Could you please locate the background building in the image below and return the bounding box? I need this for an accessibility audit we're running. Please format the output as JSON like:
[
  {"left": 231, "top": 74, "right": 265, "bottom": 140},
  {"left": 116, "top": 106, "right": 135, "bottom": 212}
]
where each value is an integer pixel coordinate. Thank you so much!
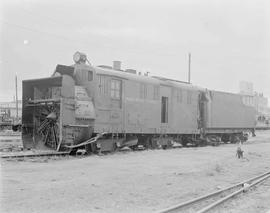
[
  {"left": 0, "top": 100, "right": 22, "bottom": 125},
  {"left": 239, "top": 81, "right": 254, "bottom": 96},
  {"left": 239, "top": 81, "right": 270, "bottom": 128}
]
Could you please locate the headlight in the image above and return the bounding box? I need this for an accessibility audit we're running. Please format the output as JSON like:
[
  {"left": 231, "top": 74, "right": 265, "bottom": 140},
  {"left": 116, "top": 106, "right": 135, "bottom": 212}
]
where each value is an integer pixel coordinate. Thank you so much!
[
  {"left": 73, "top": 51, "right": 87, "bottom": 64},
  {"left": 73, "top": 52, "right": 81, "bottom": 63}
]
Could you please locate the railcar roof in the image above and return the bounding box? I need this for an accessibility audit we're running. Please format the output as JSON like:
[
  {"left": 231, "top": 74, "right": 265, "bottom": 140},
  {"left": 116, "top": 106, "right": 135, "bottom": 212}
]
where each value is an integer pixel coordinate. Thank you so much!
[
  {"left": 209, "top": 89, "right": 243, "bottom": 97},
  {"left": 93, "top": 65, "right": 202, "bottom": 92}
]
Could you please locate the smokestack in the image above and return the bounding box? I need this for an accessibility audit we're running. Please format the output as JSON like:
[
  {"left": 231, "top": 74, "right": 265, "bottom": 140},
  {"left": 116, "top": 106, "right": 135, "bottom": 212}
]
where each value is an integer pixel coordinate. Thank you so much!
[{"left": 113, "top": 61, "right": 121, "bottom": 70}]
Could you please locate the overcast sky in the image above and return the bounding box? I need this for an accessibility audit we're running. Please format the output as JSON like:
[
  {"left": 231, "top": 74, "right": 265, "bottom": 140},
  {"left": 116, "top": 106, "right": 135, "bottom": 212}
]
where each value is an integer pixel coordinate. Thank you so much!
[{"left": 0, "top": 0, "right": 269, "bottom": 102}]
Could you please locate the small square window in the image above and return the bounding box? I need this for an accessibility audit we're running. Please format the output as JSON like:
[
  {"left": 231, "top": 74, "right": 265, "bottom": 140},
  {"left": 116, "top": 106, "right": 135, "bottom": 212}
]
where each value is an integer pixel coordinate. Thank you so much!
[
  {"left": 110, "top": 79, "right": 121, "bottom": 99},
  {"left": 88, "top": 71, "right": 93, "bottom": 81},
  {"left": 177, "top": 89, "right": 182, "bottom": 103},
  {"left": 98, "top": 75, "right": 107, "bottom": 95},
  {"left": 140, "top": 84, "right": 147, "bottom": 99},
  {"left": 153, "top": 86, "right": 160, "bottom": 100}
]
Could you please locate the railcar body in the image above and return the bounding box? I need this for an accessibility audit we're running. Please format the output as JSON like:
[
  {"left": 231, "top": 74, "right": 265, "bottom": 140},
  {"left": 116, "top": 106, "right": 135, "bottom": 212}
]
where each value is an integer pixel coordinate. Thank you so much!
[
  {"left": 199, "top": 90, "right": 256, "bottom": 143},
  {"left": 93, "top": 66, "right": 200, "bottom": 135},
  {"left": 21, "top": 52, "right": 256, "bottom": 152},
  {"left": 203, "top": 90, "right": 256, "bottom": 131}
]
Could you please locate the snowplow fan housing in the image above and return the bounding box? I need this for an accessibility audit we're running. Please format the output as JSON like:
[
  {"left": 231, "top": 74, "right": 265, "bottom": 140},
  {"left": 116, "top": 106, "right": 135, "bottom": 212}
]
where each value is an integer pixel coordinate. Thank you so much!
[{"left": 22, "top": 67, "right": 94, "bottom": 151}]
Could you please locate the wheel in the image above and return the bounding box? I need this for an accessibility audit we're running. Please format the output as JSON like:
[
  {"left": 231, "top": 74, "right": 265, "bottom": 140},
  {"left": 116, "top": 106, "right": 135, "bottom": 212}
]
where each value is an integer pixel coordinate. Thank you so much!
[
  {"left": 230, "top": 135, "right": 240, "bottom": 143},
  {"left": 221, "top": 134, "right": 230, "bottom": 143},
  {"left": 181, "top": 136, "right": 188, "bottom": 147},
  {"left": 162, "top": 145, "right": 167, "bottom": 150},
  {"left": 69, "top": 148, "right": 78, "bottom": 155},
  {"left": 130, "top": 145, "right": 138, "bottom": 151}
]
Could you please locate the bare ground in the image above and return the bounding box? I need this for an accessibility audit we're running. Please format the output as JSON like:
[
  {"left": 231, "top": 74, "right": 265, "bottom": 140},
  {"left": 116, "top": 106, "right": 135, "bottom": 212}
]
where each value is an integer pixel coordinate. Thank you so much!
[{"left": 1, "top": 130, "right": 270, "bottom": 213}]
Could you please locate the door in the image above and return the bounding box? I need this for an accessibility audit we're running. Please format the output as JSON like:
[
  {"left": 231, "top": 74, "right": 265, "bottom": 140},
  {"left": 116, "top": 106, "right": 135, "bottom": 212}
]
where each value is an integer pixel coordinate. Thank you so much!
[
  {"left": 109, "top": 78, "right": 124, "bottom": 132},
  {"left": 161, "top": 96, "right": 168, "bottom": 123},
  {"left": 160, "top": 86, "right": 172, "bottom": 129}
]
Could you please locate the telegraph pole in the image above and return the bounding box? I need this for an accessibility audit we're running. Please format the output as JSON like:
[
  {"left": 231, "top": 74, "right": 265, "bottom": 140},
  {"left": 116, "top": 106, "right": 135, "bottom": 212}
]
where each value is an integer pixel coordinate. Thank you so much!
[
  {"left": 188, "top": 52, "right": 191, "bottom": 84},
  {"left": 15, "top": 74, "right": 18, "bottom": 119}
]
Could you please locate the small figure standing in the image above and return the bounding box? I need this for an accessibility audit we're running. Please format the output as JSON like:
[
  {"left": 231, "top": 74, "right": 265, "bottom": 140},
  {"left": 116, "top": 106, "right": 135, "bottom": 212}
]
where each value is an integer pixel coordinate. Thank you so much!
[
  {"left": 251, "top": 128, "right": 256, "bottom": 137},
  {"left": 236, "top": 141, "right": 244, "bottom": 159}
]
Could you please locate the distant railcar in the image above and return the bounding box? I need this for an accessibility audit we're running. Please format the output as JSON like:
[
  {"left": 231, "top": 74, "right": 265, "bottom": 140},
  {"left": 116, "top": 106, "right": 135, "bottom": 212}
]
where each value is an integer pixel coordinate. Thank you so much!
[
  {"left": 22, "top": 52, "right": 256, "bottom": 152},
  {"left": 200, "top": 90, "right": 256, "bottom": 143}
]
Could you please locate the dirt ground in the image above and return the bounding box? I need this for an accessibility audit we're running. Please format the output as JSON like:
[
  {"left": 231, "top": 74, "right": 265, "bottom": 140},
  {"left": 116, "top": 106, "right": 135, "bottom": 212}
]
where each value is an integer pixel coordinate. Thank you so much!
[{"left": 1, "top": 130, "right": 270, "bottom": 213}]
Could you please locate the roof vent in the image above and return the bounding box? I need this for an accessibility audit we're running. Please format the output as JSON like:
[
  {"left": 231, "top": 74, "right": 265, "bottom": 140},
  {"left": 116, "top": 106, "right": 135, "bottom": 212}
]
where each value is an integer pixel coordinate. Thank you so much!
[
  {"left": 125, "top": 69, "right": 137, "bottom": 74},
  {"left": 97, "top": 65, "right": 112, "bottom": 69},
  {"left": 113, "top": 61, "right": 121, "bottom": 70}
]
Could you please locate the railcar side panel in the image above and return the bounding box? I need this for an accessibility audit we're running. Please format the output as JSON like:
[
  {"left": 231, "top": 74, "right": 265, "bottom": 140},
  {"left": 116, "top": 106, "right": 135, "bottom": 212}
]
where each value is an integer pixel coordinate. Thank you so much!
[
  {"left": 94, "top": 74, "right": 124, "bottom": 133},
  {"left": 124, "top": 81, "right": 160, "bottom": 133},
  {"left": 93, "top": 68, "right": 201, "bottom": 135},
  {"left": 171, "top": 88, "right": 200, "bottom": 134},
  {"left": 205, "top": 90, "right": 256, "bottom": 129}
]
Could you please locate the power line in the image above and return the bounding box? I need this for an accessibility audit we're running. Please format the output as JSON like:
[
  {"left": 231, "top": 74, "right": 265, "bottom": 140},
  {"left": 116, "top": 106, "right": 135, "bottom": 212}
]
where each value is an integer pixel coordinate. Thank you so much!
[
  {"left": 0, "top": 19, "right": 190, "bottom": 59},
  {"left": 18, "top": 7, "right": 73, "bottom": 29},
  {"left": 0, "top": 19, "right": 81, "bottom": 43},
  {"left": 0, "top": 18, "right": 130, "bottom": 54}
]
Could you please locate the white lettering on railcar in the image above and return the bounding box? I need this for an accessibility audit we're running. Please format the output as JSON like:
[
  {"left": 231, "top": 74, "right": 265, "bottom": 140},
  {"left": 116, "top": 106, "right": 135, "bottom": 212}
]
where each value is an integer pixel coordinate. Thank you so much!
[{"left": 125, "top": 97, "right": 157, "bottom": 104}]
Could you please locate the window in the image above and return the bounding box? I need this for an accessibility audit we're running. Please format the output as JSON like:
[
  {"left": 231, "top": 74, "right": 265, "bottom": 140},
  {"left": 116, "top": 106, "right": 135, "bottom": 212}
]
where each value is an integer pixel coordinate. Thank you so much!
[
  {"left": 161, "top": 96, "right": 168, "bottom": 123},
  {"left": 88, "top": 71, "right": 93, "bottom": 81},
  {"left": 153, "top": 86, "right": 160, "bottom": 100},
  {"left": 187, "top": 91, "right": 192, "bottom": 104},
  {"left": 140, "top": 83, "right": 147, "bottom": 99},
  {"left": 110, "top": 79, "right": 121, "bottom": 99},
  {"left": 98, "top": 75, "right": 107, "bottom": 95},
  {"left": 177, "top": 89, "right": 182, "bottom": 103},
  {"left": 242, "top": 96, "right": 254, "bottom": 107}
]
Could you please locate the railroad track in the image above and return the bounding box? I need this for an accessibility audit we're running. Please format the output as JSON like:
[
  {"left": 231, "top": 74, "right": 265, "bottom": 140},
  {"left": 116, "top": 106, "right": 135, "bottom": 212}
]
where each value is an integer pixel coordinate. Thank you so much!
[
  {"left": 1, "top": 151, "right": 70, "bottom": 159},
  {"left": 158, "top": 171, "right": 270, "bottom": 213}
]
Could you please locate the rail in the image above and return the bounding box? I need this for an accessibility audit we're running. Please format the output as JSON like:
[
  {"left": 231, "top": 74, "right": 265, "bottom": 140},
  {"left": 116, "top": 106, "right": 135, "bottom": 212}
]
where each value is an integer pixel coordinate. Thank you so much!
[
  {"left": 158, "top": 171, "right": 270, "bottom": 213},
  {"left": 1, "top": 151, "right": 70, "bottom": 159}
]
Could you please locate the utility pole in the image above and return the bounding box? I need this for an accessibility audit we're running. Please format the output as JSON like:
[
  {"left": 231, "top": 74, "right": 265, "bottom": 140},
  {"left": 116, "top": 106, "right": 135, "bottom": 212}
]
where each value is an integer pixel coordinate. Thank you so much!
[
  {"left": 15, "top": 74, "right": 18, "bottom": 120},
  {"left": 188, "top": 53, "right": 191, "bottom": 84}
]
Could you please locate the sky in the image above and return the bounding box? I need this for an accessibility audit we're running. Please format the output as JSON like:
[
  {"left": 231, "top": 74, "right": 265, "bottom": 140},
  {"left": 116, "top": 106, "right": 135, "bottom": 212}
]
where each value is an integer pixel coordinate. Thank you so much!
[{"left": 0, "top": 0, "right": 270, "bottom": 102}]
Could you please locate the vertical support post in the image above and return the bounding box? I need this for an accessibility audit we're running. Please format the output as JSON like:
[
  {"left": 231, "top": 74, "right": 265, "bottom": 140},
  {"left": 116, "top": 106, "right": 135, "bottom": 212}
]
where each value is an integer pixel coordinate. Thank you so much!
[
  {"left": 57, "top": 98, "right": 63, "bottom": 151},
  {"left": 188, "top": 53, "right": 191, "bottom": 84},
  {"left": 15, "top": 74, "right": 18, "bottom": 119}
]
